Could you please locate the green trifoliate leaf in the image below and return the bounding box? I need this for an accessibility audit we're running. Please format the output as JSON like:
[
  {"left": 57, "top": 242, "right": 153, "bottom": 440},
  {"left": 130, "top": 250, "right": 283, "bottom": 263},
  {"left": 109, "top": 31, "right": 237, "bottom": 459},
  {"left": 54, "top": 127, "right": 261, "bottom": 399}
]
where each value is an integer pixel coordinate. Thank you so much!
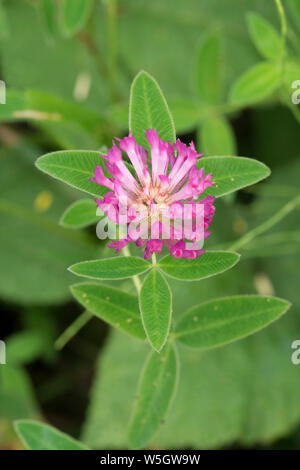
[
  {"left": 195, "top": 31, "right": 222, "bottom": 104},
  {"left": 69, "top": 256, "right": 151, "bottom": 280},
  {"left": 175, "top": 295, "right": 291, "bottom": 350},
  {"left": 71, "top": 282, "right": 145, "bottom": 340},
  {"left": 128, "top": 342, "right": 179, "bottom": 449},
  {"left": 129, "top": 71, "right": 176, "bottom": 150},
  {"left": 200, "top": 116, "right": 236, "bottom": 156},
  {"left": 14, "top": 420, "right": 89, "bottom": 450},
  {"left": 198, "top": 156, "right": 270, "bottom": 198},
  {"left": 247, "top": 12, "right": 283, "bottom": 60},
  {"left": 230, "top": 62, "right": 281, "bottom": 105},
  {"left": 36, "top": 150, "right": 106, "bottom": 197},
  {"left": 139, "top": 269, "right": 172, "bottom": 352},
  {"left": 159, "top": 251, "right": 239, "bottom": 281},
  {"left": 60, "top": 199, "right": 101, "bottom": 229},
  {"left": 60, "top": 0, "right": 92, "bottom": 37}
]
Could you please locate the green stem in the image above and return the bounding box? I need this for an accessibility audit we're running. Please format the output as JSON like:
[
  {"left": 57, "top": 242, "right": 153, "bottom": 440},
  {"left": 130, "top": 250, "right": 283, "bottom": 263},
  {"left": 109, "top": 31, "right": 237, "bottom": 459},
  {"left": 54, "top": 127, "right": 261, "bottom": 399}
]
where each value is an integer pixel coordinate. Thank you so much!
[
  {"left": 55, "top": 310, "right": 93, "bottom": 350},
  {"left": 275, "top": 0, "right": 287, "bottom": 39},
  {"left": 198, "top": 102, "right": 242, "bottom": 122},
  {"left": 275, "top": 0, "right": 287, "bottom": 72},
  {"left": 229, "top": 194, "right": 300, "bottom": 252},
  {"left": 77, "top": 30, "right": 109, "bottom": 81},
  {"left": 123, "top": 245, "right": 142, "bottom": 293}
]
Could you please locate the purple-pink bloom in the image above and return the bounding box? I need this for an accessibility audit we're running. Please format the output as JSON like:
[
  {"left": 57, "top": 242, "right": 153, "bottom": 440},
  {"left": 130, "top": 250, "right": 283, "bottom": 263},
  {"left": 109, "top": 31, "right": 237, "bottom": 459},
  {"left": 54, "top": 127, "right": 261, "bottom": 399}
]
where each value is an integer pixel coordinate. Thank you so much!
[{"left": 91, "top": 129, "right": 216, "bottom": 260}]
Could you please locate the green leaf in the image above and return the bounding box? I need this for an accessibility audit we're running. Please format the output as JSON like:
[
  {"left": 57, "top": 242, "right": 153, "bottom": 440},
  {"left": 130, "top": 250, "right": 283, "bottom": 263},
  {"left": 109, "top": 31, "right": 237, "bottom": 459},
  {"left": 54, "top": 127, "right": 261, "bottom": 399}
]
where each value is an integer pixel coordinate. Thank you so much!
[
  {"left": 60, "top": 199, "right": 101, "bottom": 229},
  {"left": 175, "top": 295, "right": 291, "bottom": 350},
  {"left": 14, "top": 420, "right": 89, "bottom": 450},
  {"left": 69, "top": 256, "right": 151, "bottom": 280},
  {"left": 247, "top": 12, "right": 282, "bottom": 60},
  {"left": 139, "top": 269, "right": 172, "bottom": 352},
  {"left": 61, "top": 0, "right": 92, "bottom": 37},
  {"left": 129, "top": 71, "right": 176, "bottom": 150},
  {"left": 6, "top": 331, "right": 47, "bottom": 366},
  {"left": 40, "top": 0, "right": 57, "bottom": 41},
  {"left": 284, "top": 59, "right": 300, "bottom": 89},
  {"left": 128, "top": 342, "right": 178, "bottom": 449},
  {"left": 169, "top": 98, "right": 204, "bottom": 133},
  {"left": 195, "top": 31, "right": 222, "bottom": 104},
  {"left": 40, "top": 121, "right": 100, "bottom": 150},
  {"left": 0, "top": 366, "right": 39, "bottom": 420},
  {"left": 36, "top": 150, "right": 106, "bottom": 197},
  {"left": 0, "top": 147, "right": 102, "bottom": 305},
  {"left": 200, "top": 116, "right": 236, "bottom": 156},
  {"left": 0, "top": 90, "right": 27, "bottom": 121},
  {"left": 198, "top": 156, "right": 270, "bottom": 198},
  {"left": 0, "top": 0, "right": 277, "bottom": 111},
  {"left": 0, "top": 1, "right": 107, "bottom": 108},
  {"left": 115, "top": 95, "right": 203, "bottom": 137},
  {"left": 26, "top": 89, "right": 102, "bottom": 132},
  {"left": 230, "top": 62, "right": 281, "bottom": 105},
  {"left": 71, "top": 282, "right": 145, "bottom": 340},
  {"left": 82, "top": 237, "right": 300, "bottom": 450},
  {"left": 85, "top": 312, "right": 300, "bottom": 449},
  {"left": 0, "top": 89, "right": 104, "bottom": 141},
  {"left": 159, "top": 251, "right": 240, "bottom": 281}
]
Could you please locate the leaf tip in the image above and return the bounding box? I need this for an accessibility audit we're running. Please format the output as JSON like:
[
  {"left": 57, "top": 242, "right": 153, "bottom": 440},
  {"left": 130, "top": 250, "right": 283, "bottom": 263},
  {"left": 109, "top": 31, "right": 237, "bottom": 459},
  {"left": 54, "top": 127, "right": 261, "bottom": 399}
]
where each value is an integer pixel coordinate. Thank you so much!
[
  {"left": 260, "top": 159, "right": 271, "bottom": 177},
  {"left": 59, "top": 211, "right": 68, "bottom": 228},
  {"left": 13, "top": 419, "right": 23, "bottom": 432},
  {"left": 67, "top": 264, "right": 76, "bottom": 275},
  {"left": 279, "top": 298, "right": 293, "bottom": 312},
  {"left": 150, "top": 342, "right": 165, "bottom": 354},
  {"left": 231, "top": 251, "right": 241, "bottom": 263},
  {"left": 130, "top": 70, "right": 149, "bottom": 91},
  {"left": 13, "top": 419, "right": 32, "bottom": 448},
  {"left": 34, "top": 155, "right": 44, "bottom": 171}
]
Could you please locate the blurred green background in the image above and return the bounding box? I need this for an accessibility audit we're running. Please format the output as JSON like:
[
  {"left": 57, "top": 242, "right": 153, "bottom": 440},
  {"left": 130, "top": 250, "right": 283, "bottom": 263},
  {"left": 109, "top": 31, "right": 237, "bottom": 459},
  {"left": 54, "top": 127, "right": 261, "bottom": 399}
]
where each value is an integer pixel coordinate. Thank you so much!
[{"left": 0, "top": 0, "right": 300, "bottom": 450}]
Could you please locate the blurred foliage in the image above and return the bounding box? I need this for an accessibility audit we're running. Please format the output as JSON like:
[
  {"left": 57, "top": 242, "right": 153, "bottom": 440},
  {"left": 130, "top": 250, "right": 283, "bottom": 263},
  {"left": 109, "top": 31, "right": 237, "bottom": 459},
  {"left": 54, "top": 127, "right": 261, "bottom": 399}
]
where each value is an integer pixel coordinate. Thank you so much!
[{"left": 0, "top": 0, "right": 299, "bottom": 450}]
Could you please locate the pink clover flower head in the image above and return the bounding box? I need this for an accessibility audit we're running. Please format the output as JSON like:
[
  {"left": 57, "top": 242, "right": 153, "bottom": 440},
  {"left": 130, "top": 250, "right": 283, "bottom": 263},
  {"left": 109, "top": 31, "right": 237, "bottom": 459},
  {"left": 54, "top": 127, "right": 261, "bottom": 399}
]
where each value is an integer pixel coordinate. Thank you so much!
[{"left": 91, "top": 129, "right": 216, "bottom": 259}]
